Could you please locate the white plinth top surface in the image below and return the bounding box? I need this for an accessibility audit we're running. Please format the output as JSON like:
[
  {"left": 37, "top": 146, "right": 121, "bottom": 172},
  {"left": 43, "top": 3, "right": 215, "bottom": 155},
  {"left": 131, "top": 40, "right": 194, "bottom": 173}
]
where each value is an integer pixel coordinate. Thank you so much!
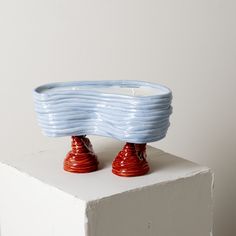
[{"left": 0, "top": 136, "right": 210, "bottom": 202}]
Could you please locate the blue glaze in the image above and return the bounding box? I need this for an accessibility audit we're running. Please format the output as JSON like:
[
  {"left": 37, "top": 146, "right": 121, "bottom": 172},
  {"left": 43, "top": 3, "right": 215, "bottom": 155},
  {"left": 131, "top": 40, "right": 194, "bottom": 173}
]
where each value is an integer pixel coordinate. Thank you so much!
[{"left": 33, "top": 80, "right": 172, "bottom": 143}]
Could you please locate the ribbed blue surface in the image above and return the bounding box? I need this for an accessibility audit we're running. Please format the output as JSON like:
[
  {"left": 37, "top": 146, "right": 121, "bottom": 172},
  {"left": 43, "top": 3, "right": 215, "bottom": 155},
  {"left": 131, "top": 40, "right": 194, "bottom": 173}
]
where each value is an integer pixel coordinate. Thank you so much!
[{"left": 33, "top": 80, "right": 172, "bottom": 143}]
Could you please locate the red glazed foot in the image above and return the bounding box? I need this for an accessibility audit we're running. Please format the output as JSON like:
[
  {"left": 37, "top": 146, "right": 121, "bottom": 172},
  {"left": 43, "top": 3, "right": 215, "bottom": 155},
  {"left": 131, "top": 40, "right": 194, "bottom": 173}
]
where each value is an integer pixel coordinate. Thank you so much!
[
  {"left": 64, "top": 136, "right": 99, "bottom": 173},
  {"left": 112, "top": 143, "right": 149, "bottom": 177}
]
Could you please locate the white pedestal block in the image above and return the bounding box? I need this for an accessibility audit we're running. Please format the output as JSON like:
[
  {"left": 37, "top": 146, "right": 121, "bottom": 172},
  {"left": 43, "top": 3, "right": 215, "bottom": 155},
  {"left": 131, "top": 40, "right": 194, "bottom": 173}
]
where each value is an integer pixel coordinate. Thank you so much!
[{"left": 0, "top": 137, "right": 213, "bottom": 236}]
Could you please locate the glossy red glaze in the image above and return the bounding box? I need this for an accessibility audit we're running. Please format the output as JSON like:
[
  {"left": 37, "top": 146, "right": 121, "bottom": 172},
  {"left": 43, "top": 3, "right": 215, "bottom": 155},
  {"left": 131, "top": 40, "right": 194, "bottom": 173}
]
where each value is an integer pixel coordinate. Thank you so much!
[
  {"left": 112, "top": 143, "right": 149, "bottom": 177},
  {"left": 64, "top": 136, "right": 98, "bottom": 173}
]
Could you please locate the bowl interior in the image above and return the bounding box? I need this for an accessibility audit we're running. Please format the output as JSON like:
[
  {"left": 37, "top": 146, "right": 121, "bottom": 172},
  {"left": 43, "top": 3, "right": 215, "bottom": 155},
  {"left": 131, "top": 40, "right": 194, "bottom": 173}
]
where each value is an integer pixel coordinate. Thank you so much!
[{"left": 37, "top": 82, "right": 170, "bottom": 97}]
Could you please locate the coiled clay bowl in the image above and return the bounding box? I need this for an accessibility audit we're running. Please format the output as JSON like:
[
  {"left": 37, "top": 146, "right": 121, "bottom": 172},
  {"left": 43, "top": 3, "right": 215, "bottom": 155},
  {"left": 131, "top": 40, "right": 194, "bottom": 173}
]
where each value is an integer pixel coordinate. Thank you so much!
[{"left": 34, "top": 80, "right": 172, "bottom": 177}]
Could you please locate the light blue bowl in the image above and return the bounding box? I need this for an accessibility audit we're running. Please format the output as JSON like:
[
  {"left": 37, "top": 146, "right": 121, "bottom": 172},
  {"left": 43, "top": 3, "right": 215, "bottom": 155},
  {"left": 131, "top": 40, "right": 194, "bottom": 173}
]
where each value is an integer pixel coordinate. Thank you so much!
[{"left": 33, "top": 80, "right": 172, "bottom": 143}]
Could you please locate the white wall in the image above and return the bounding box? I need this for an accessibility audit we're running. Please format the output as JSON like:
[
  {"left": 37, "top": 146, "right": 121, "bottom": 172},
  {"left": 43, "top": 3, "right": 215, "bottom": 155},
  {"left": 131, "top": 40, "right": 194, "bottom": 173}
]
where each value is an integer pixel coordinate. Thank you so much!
[{"left": 0, "top": 0, "right": 235, "bottom": 235}]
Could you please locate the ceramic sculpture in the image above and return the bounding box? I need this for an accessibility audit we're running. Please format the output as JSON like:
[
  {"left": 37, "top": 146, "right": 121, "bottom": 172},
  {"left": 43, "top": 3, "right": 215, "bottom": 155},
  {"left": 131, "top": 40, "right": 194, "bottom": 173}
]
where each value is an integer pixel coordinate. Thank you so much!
[{"left": 34, "top": 80, "right": 172, "bottom": 177}]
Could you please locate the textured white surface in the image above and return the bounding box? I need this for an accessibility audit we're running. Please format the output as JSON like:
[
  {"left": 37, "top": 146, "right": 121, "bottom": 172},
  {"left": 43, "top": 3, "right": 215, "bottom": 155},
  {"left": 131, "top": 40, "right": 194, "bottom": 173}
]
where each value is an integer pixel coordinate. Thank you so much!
[
  {"left": 0, "top": 137, "right": 213, "bottom": 236},
  {"left": 0, "top": 165, "right": 86, "bottom": 236}
]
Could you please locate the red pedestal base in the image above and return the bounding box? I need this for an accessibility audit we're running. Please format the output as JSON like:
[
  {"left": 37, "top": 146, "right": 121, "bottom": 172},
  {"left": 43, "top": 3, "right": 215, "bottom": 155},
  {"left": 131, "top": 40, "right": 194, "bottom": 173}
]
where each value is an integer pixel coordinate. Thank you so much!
[
  {"left": 64, "top": 136, "right": 99, "bottom": 173},
  {"left": 112, "top": 143, "right": 149, "bottom": 177}
]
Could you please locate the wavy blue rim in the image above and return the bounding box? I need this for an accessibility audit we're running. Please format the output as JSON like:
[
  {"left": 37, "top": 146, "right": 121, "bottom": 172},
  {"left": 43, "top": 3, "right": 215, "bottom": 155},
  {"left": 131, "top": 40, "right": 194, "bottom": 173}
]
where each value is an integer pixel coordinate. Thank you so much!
[{"left": 34, "top": 80, "right": 172, "bottom": 99}]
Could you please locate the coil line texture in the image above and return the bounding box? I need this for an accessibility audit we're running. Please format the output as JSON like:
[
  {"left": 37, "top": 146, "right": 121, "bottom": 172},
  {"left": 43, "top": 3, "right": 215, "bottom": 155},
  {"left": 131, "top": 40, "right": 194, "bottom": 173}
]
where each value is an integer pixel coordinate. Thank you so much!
[{"left": 34, "top": 80, "right": 172, "bottom": 143}]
